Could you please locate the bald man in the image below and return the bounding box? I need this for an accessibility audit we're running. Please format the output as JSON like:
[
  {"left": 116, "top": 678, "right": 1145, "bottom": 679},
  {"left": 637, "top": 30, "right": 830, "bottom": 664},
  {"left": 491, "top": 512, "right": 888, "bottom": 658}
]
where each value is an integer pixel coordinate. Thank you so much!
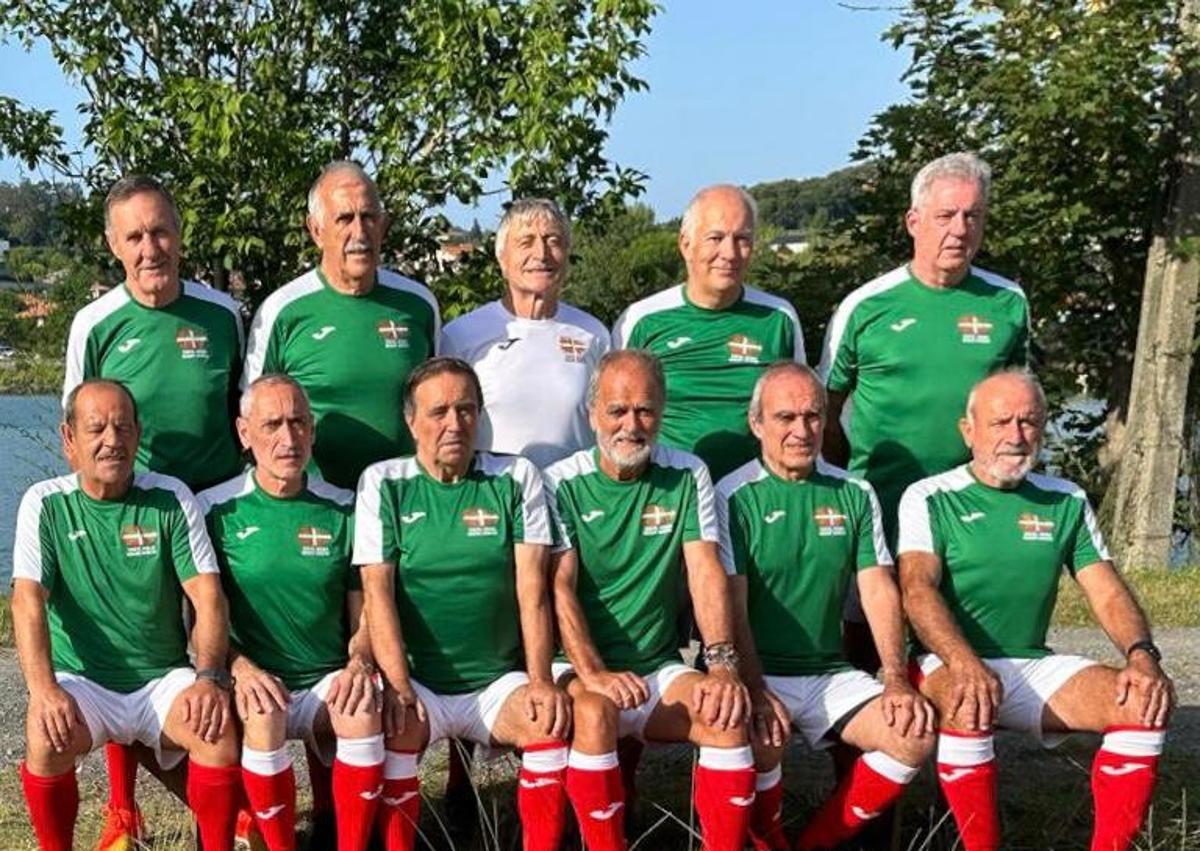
[{"left": 899, "top": 370, "right": 1173, "bottom": 851}]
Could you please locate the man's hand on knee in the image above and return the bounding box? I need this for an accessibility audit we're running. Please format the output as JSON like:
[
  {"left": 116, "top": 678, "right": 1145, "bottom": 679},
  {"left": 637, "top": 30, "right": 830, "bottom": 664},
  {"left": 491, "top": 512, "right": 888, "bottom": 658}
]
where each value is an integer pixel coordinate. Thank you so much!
[
  {"left": 692, "top": 667, "right": 749, "bottom": 730},
  {"left": 881, "top": 677, "right": 936, "bottom": 738},
  {"left": 232, "top": 659, "right": 290, "bottom": 721},
  {"left": 382, "top": 681, "right": 425, "bottom": 738},
  {"left": 749, "top": 686, "right": 789, "bottom": 748},
  {"left": 945, "top": 658, "right": 1003, "bottom": 732},
  {"left": 29, "top": 684, "right": 84, "bottom": 754},
  {"left": 326, "top": 658, "right": 380, "bottom": 719},
  {"left": 523, "top": 680, "right": 572, "bottom": 739},
  {"left": 580, "top": 670, "right": 649, "bottom": 711},
  {"left": 181, "top": 679, "right": 231, "bottom": 744},
  {"left": 1116, "top": 656, "right": 1174, "bottom": 728}
]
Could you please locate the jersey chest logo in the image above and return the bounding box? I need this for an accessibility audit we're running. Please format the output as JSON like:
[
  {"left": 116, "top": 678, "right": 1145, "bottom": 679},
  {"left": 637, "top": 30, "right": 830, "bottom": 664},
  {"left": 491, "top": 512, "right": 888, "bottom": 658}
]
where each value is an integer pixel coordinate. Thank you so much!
[
  {"left": 726, "top": 334, "right": 763, "bottom": 364},
  {"left": 1017, "top": 513, "right": 1055, "bottom": 542},
  {"left": 297, "top": 525, "right": 334, "bottom": 556},
  {"left": 376, "top": 319, "right": 410, "bottom": 349},
  {"left": 557, "top": 336, "right": 587, "bottom": 363},
  {"left": 956, "top": 314, "right": 993, "bottom": 345},
  {"left": 813, "top": 507, "right": 847, "bottom": 537},
  {"left": 641, "top": 504, "right": 676, "bottom": 536},
  {"left": 120, "top": 524, "right": 160, "bottom": 557},
  {"left": 175, "top": 327, "right": 210, "bottom": 359},
  {"left": 462, "top": 507, "right": 501, "bottom": 537}
]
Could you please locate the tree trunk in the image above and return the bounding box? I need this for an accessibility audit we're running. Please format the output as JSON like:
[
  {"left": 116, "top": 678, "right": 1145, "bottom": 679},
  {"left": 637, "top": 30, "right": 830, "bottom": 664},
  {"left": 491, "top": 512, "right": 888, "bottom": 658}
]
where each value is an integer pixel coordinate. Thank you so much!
[{"left": 1108, "top": 0, "right": 1200, "bottom": 568}]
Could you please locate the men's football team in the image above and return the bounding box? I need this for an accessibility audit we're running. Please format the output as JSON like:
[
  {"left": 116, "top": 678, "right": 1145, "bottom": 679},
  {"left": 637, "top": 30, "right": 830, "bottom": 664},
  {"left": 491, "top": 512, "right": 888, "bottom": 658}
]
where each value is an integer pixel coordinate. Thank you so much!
[{"left": 12, "top": 152, "right": 1174, "bottom": 851}]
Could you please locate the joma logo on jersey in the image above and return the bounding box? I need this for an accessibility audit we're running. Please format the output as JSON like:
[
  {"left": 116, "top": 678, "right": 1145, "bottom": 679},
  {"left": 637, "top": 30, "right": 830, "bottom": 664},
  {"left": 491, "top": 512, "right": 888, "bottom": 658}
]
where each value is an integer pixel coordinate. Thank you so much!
[
  {"left": 120, "top": 524, "right": 159, "bottom": 557},
  {"left": 1018, "top": 513, "right": 1055, "bottom": 542},
  {"left": 814, "top": 507, "right": 848, "bottom": 537},
  {"left": 462, "top": 507, "right": 501, "bottom": 537},
  {"left": 641, "top": 504, "right": 676, "bottom": 536},
  {"left": 174, "top": 327, "right": 210, "bottom": 359},
  {"left": 726, "top": 334, "right": 763, "bottom": 364},
  {"left": 956, "top": 315, "right": 993, "bottom": 344},
  {"left": 297, "top": 525, "right": 333, "bottom": 556},
  {"left": 376, "top": 319, "right": 410, "bottom": 349},
  {"left": 557, "top": 336, "right": 587, "bottom": 363}
]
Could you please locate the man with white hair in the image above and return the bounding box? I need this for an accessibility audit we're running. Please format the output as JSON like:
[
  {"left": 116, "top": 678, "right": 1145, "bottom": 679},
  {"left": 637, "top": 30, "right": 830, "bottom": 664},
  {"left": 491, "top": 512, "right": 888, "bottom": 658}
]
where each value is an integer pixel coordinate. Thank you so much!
[
  {"left": 612, "top": 184, "right": 805, "bottom": 483},
  {"left": 819, "top": 151, "right": 1029, "bottom": 549},
  {"left": 899, "top": 369, "right": 1173, "bottom": 851},
  {"left": 243, "top": 160, "right": 440, "bottom": 490},
  {"left": 718, "top": 362, "right": 933, "bottom": 851},
  {"left": 441, "top": 198, "right": 609, "bottom": 468},
  {"left": 198, "top": 374, "right": 381, "bottom": 851}
]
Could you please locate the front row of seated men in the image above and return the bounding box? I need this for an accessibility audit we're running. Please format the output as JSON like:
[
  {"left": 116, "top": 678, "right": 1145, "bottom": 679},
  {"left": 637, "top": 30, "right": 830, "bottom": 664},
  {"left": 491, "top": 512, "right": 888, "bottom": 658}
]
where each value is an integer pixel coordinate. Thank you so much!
[{"left": 14, "top": 353, "right": 1173, "bottom": 851}]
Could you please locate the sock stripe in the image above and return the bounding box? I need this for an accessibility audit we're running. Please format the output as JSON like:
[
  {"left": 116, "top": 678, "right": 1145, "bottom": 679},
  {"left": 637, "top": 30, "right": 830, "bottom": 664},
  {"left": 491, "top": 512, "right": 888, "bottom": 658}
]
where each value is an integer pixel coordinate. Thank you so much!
[
  {"left": 568, "top": 749, "right": 620, "bottom": 771},
  {"left": 1101, "top": 728, "right": 1165, "bottom": 758},
  {"left": 336, "top": 734, "right": 385, "bottom": 767},
  {"left": 523, "top": 745, "right": 568, "bottom": 773},
  {"left": 862, "top": 750, "right": 920, "bottom": 785},
  {"left": 698, "top": 744, "right": 754, "bottom": 771},
  {"left": 384, "top": 750, "right": 420, "bottom": 780},
  {"left": 937, "top": 731, "right": 994, "bottom": 766},
  {"left": 755, "top": 765, "right": 783, "bottom": 790}
]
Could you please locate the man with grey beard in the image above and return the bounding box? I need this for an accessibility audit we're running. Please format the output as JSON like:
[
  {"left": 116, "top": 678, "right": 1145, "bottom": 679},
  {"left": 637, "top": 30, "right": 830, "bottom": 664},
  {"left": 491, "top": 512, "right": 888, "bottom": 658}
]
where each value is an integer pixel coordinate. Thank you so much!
[
  {"left": 542, "top": 349, "right": 756, "bottom": 851},
  {"left": 897, "top": 369, "right": 1173, "bottom": 851}
]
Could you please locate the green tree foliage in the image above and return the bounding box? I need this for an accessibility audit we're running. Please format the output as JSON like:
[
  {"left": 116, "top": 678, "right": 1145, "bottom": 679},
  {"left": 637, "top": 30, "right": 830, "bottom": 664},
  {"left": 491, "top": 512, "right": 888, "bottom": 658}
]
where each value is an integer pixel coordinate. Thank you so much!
[
  {"left": 0, "top": 180, "right": 77, "bottom": 246},
  {"left": 748, "top": 163, "right": 874, "bottom": 232},
  {"left": 0, "top": 0, "right": 655, "bottom": 307}
]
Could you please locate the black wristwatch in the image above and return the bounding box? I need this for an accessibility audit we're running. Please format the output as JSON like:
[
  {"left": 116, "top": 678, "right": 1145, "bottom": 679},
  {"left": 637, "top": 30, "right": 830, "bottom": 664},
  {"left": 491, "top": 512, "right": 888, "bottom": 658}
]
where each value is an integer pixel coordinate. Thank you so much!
[
  {"left": 196, "top": 667, "right": 234, "bottom": 690},
  {"left": 1126, "top": 639, "right": 1162, "bottom": 664}
]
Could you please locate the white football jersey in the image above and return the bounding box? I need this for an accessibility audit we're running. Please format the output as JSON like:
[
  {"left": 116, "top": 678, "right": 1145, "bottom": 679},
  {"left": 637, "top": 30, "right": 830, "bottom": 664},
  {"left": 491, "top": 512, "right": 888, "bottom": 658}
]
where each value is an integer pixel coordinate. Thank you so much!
[{"left": 441, "top": 300, "right": 610, "bottom": 468}]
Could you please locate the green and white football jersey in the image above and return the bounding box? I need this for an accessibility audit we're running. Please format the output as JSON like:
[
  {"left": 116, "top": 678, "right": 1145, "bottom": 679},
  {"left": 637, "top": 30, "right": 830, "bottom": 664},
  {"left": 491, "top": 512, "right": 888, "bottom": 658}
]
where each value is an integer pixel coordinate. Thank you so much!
[
  {"left": 63, "top": 281, "right": 245, "bottom": 491},
  {"left": 199, "top": 470, "right": 356, "bottom": 691},
  {"left": 13, "top": 472, "right": 218, "bottom": 693},
  {"left": 353, "top": 453, "right": 552, "bottom": 694},
  {"left": 612, "top": 284, "right": 805, "bottom": 482},
  {"left": 717, "top": 458, "right": 892, "bottom": 676},
  {"left": 897, "top": 465, "right": 1108, "bottom": 659},
  {"left": 244, "top": 268, "right": 440, "bottom": 489},
  {"left": 819, "top": 265, "right": 1029, "bottom": 542},
  {"left": 544, "top": 445, "right": 720, "bottom": 675}
]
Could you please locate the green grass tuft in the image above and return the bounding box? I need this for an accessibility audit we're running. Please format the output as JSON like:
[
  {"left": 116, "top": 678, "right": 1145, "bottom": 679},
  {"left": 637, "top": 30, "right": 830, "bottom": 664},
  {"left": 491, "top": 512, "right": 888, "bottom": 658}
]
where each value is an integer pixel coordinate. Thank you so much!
[{"left": 1053, "top": 566, "right": 1200, "bottom": 627}]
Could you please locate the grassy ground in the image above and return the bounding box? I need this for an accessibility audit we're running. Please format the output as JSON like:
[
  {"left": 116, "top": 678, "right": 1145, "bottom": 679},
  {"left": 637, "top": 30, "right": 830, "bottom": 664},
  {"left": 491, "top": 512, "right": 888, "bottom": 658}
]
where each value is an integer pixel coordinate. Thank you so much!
[{"left": 1053, "top": 567, "right": 1200, "bottom": 627}]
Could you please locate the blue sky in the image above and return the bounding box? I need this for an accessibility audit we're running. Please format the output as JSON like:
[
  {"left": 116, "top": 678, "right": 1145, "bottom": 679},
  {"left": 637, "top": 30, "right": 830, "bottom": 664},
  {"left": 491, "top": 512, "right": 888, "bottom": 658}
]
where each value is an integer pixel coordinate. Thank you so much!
[{"left": 0, "top": 2, "right": 911, "bottom": 226}]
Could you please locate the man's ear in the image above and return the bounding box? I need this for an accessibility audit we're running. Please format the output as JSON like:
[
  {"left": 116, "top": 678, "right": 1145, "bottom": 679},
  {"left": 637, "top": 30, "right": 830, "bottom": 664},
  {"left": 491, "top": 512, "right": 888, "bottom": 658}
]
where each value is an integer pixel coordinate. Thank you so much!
[{"left": 958, "top": 416, "right": 973, "bottom": 450}]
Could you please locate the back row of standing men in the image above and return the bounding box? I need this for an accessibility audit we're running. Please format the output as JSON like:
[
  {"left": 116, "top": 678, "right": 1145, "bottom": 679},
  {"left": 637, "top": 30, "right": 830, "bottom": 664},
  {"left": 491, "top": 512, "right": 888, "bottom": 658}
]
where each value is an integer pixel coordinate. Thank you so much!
[{"left": 13, "top": 153, "right": 1172, "bottom": 851}]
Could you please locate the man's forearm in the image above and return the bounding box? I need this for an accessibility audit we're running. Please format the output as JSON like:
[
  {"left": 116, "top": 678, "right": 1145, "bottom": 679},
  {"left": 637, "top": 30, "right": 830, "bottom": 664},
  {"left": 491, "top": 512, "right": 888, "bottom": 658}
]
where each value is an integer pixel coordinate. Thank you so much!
[
  {"left": 688, "top": 556, "right": 736, "bottom": 647},
  {"left": 730, "top": 589, "right": 767, "bottom": 691},
  {"left": 860, "top": 573, "right": 909, "bottom": 678},
  {"left": 191, "top": 594, "right": 229, "bottom": 672},
  {"left": 556, "top": 592, "right": 608, "bottom": 676},
  {"left": 515, "top": 545, "right": 555, "bottom": 682},
  {"left": 903, "top": 582, "right": 977, "bottom": 666},
  {"left": 346, "top": 593, "right": 374, "bottom": 663},
  {"left": 365, "top": 592, "right": 411, "bottom": 687},
  {"left": 12, "top": 586, "right": 57, "bottom": 692}
]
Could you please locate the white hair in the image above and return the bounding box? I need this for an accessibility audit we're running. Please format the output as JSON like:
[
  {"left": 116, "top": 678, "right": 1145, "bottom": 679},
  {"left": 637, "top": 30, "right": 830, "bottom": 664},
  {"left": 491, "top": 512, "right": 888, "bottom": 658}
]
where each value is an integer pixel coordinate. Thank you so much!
[
  {"left": 307, "top": 160, "right": 382, "bottom": 221},
  {"left": 748, "top": 361, "right": 826, "bottom": 421},
  {"left": 679, "top": 184, "right": 758, "bottom": 240},
  {"left": 239, "top": 374, "right": 310, "bottom": 418},
  {"left": 910, "top": 152, "right": 992, "bottom": 210},
  {"left": 494, "top": 198, "right": 572, "bottom": 261},
  {"left": 965, "top": 368, "right": 1047, "bottom": 421}
]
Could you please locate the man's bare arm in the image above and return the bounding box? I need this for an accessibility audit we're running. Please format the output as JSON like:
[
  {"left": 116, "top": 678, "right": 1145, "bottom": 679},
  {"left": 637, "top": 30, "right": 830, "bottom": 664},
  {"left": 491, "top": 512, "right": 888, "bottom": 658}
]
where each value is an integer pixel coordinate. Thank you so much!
[
  {"left": 860, "top": 564, "right": 934, "bottom": 735},
  {"left": 514, "top": 542, "right": 555, "bottom": 684},
  {"left": 181, "top": 573, "right": 229, "bottom": 672},
  {"left": 730, "top": 575, "right": 790, "bottom": 746},
  {"left": 346, "top": 589, "right": 372, "bottom": 663},
  {"left": 899, "top": 551, "right": 1000, "bottom": 731},
  {"left": 683, "top": 540, "right": 736, "bottom": 646},
  {"left": 360, "top": 562, "right": 423, "bottom": 734},
  {"left": 12, "top": 578, "right": 82, "bottom": 753},
  {"left": 1075, "top": 561, "right": 1173, "bottom": 726},
  {"left": 822, "top": 390, "right": 850, "bottom": 467},
  {"left": 551, "top": 548, "right": 608, "bottom": 677}
]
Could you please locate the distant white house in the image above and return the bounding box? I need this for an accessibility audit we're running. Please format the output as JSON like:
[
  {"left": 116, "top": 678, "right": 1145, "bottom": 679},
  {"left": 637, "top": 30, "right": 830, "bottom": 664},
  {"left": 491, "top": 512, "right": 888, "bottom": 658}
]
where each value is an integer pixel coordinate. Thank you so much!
[{"left": 0, "top": 239, "right": 10, "bottom": 262}]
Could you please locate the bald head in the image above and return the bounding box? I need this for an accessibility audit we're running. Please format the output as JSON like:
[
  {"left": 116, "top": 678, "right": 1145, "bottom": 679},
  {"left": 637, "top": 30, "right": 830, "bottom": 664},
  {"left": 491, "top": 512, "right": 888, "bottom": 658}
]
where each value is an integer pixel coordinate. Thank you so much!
[
  {"left": 961, "top": 369, "right": 1047, "bottom": 488},
  {"left": 679, "top": 185, "right": 757, "bottom": 303}
]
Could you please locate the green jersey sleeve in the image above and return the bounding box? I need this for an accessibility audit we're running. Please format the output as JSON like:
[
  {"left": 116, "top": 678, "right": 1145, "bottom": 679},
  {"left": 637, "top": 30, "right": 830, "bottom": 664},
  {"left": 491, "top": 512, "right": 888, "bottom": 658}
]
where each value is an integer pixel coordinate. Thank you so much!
[
  {"left": 818, "top": 297, "right": 861, "bottom": 394},
  {"left": 851, "top": 479, "right": 893, "bottom": 570},
  {"left": 1066, "top": 492, "right": 1109, "bottom": 575},
  {"left": 148, "top": 474, "right": 219, "bottom": 583},
  {"left": 12, "top": 480, "right": 60, "bottom": 589},
  {"left": 896, "top": 479, "right": 939, "bottom": 556},
  {"left": 660, "top": 448, "right": 719, "bottom": 544},
  {"left": 352, "top": 461, "right": 398, "bottom": 565},
  {"left": 481, "top": 454, "right": 554, "bottom": 545}
]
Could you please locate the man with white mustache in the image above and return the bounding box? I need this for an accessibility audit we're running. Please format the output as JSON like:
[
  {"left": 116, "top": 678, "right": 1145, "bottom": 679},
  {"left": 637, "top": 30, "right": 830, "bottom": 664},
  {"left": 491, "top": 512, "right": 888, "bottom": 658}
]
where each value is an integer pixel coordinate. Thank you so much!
[
  {"left": 898, "top": 369, "right": 1174, "bottom": 851},
  {"left": 544, "top": 349, "right": 756, "bottom": 851},
  {"left": 243, "top": 160, "right": 440, "bottom": 490}
]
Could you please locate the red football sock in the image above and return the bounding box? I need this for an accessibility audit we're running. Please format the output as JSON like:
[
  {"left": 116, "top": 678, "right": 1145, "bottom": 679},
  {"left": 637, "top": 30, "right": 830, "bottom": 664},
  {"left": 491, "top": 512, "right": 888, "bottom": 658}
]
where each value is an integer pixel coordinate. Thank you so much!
[
  {"left": 105, "top": 741, "right": 138, "bottom": 811},
  {"left": 1090, "top": 727, "right": 1165, "bottom": 851},
  {"left": 333, "top": 735, "right": 385, "bottom": 851},
  {"left": 566, "top": 749, "right": 627, "bottom": 851},
  {"left": 187, "top": 761, "right": 240, "bottom": 851},
  {"left": 748, "top": 766, "right": 788, "bottom": 850},
  {"left": 241, "top": 746, "right": 297, "bottom": 851},
  {"left": 797, "top": 750, "right": 918, "bottom": 849},
  {"left": 693, "top": 745, "right": 756, "bottom": 851},
  {"left": 375, "top": 747, "right": 419, "bottom": 851},
  {"left": 307, "top": 744, "right": 334, "bottom": 817},
  {"left": 21, "top": 762, "right": 79, "bottom": 851},
  {"left": 936, "top": 731, "right": 999, "bottom": 851},
  {"left": 518, "top": 741, "right": 568, "bottom": 851}
]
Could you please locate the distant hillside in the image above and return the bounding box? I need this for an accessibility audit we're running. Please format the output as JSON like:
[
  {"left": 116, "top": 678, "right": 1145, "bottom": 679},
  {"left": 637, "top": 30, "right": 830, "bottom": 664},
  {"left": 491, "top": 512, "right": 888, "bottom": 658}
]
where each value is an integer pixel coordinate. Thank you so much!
[{"left": 748, "top": 162, "right": 874, "bottom": 232}]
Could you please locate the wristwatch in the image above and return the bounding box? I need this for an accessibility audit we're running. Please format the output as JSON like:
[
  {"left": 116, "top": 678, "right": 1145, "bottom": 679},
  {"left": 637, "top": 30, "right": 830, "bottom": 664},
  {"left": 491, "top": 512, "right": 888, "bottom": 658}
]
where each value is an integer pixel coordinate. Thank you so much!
[
  {"left": 702, "top": 642, "right": 741, "bottom": 671},
  {"left": 1125, "top": 639, "right": 1162, "bottom": 663},
  {"left": 195, "top": 667, "right": 234, "bottom": 690}
]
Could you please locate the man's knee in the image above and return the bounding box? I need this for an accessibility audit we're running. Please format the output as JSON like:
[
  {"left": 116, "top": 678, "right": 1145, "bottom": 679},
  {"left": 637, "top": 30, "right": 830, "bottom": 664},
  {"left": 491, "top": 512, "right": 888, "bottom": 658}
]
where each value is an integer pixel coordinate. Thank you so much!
[
  {"left": 240, "top": 701, "right": 289, "bottom": 745},
  {"left": 328, "top": 704, "right": 383, "bottom": 740},
  {"left": 186, "top": 721, "right": 239, "bottom": 767},
  {"left": 572, "top": 691, "right": 620, "bottom": 743},
  {"left": 690, "top": 718, "right": 748, "bottom": 748}
]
